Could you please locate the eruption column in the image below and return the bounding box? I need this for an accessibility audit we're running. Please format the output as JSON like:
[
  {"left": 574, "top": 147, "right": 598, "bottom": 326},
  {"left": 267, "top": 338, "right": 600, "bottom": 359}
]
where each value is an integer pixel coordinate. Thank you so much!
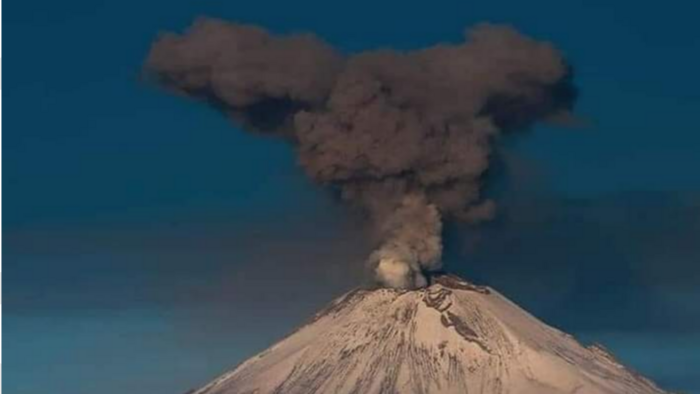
[{"left": 145, "top": 18, "right": 577, "bottom": 288}]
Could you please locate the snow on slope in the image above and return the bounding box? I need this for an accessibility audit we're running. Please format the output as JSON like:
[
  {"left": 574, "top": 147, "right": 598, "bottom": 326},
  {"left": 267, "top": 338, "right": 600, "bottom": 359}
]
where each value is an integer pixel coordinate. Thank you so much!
[{"left": 193, "top": 275, "right": 668, "bottom": 394}]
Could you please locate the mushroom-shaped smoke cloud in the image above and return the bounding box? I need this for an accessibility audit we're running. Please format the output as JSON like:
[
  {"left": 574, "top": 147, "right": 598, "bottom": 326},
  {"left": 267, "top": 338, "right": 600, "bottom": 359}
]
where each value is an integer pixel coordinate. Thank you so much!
[{"left": 145, "top": 18, "right": 577, "bottom": 289}]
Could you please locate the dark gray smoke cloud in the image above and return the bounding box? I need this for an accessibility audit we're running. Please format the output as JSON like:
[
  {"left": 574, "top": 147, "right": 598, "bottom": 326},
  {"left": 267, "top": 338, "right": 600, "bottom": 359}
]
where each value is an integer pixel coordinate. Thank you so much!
[{"left": 145, "top": 17, "right": 577, "bottom": 288}]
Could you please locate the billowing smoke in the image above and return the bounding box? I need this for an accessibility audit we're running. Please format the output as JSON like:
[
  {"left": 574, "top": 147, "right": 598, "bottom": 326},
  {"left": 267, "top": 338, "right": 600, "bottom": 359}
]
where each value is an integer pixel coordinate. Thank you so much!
[{"left": 144, "top": 17, "right": 576, "bottom": 289}]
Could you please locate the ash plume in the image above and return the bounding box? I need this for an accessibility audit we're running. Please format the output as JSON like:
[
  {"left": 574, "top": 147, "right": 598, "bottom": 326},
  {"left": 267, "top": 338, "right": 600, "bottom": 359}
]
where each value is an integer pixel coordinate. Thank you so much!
[{"left": 145, "top": 17, "right": 577, "bottom": 289}]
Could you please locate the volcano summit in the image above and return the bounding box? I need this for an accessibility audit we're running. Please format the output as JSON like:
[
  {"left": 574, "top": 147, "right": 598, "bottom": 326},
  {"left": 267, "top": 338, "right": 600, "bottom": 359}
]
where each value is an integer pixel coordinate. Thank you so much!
[{"left": 190, "top": 275, "right": 667, "bottom": 394}]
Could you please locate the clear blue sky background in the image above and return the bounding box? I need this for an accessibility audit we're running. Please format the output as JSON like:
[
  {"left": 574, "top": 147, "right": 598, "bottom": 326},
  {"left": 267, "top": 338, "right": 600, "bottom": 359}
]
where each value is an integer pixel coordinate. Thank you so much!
[{"left": 4, "top": 0, "right": 700, "bottom": 393}]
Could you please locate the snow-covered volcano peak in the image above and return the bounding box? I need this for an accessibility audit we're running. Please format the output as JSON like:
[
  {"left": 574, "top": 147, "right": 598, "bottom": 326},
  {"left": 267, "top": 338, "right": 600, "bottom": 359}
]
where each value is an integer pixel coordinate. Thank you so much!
[{"left": 193, "top": 275, "right": 668, "bottom": 394}]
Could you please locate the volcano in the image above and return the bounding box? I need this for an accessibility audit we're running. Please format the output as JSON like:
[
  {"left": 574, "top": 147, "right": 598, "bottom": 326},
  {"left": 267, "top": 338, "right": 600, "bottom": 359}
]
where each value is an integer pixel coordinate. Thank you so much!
[{"left": 191, "top": 275, "right": 667, "bottom": 394}]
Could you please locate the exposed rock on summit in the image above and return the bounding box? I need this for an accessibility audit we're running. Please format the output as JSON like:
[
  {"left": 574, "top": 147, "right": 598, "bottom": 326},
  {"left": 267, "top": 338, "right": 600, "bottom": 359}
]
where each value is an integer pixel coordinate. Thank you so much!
[{"left": 192, "top": 275, "right": 667, "bottom": 394}]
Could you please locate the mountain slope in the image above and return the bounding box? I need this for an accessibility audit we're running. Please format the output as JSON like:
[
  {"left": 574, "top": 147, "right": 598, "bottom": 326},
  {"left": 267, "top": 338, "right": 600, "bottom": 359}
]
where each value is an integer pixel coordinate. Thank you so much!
[{"left": 193, "top": 275, "right": 667, "bottom": 394}]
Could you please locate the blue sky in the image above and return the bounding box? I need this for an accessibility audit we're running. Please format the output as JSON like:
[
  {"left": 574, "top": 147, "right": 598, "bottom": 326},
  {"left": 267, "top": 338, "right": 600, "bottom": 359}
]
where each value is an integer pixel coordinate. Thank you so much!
[{"left": 4, "top": 0, "right": 700, "bottom": 393}]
